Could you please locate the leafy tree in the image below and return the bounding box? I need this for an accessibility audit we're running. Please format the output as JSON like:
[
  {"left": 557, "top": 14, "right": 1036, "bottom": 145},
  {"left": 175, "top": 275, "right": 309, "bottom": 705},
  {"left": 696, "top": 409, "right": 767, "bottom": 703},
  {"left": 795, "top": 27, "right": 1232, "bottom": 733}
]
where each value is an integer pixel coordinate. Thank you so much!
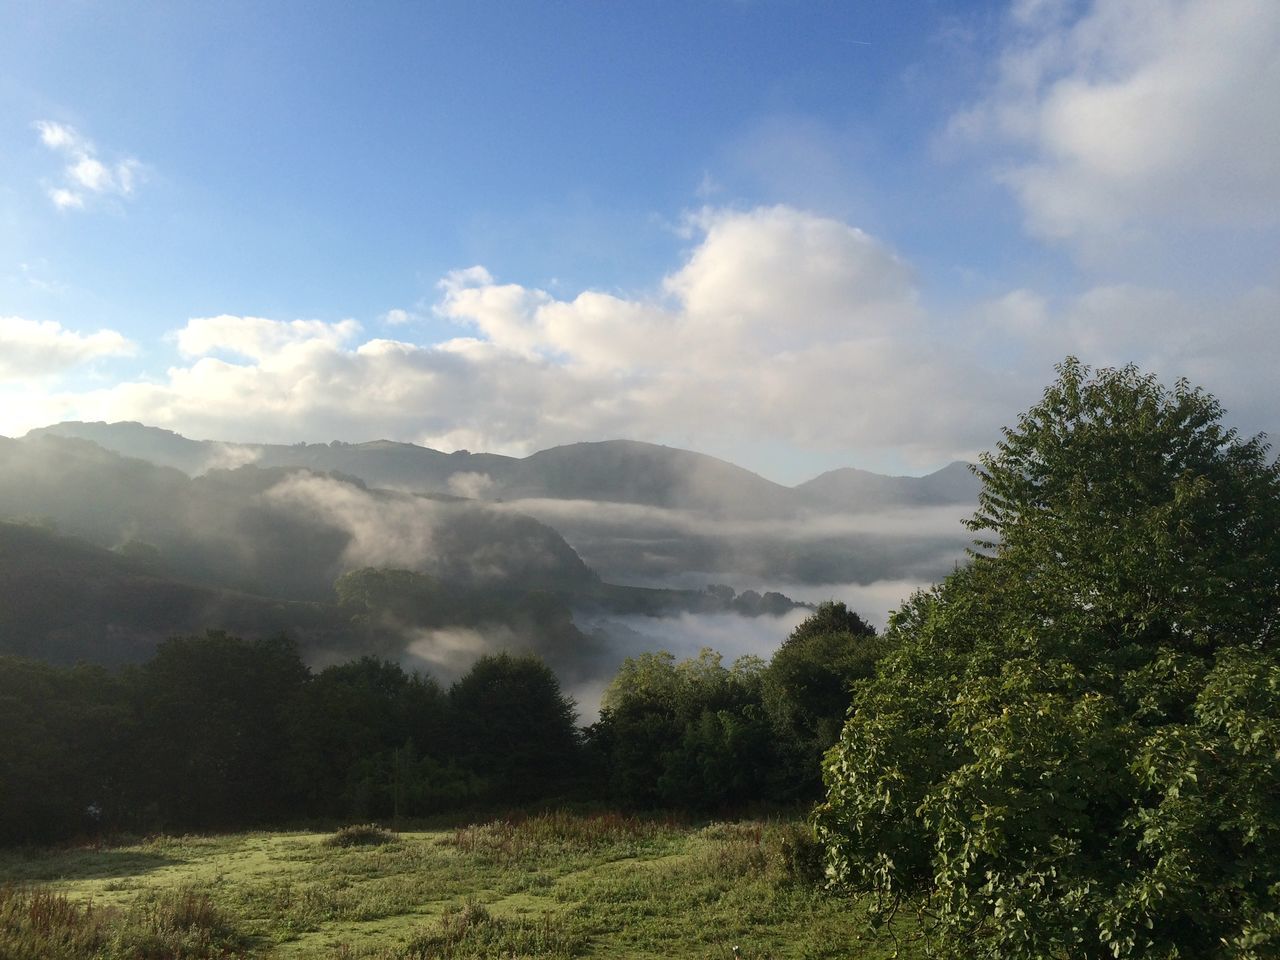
[
  {"left": 762, "top": 602, "right": 880, "bottom": 798},
  {"left": 815, "top": 360, "right": 1280, "bottom": 960},
  {"left": 335, "top": 568, "right": 449, "bottom": 626},
  {"left": 288, "top": 656, "right": 448, "bottom": 818},
  {"left": 0, "top": 658, "right": 133, "bottom": 842},
  {"left": 593, "top": 648, "right": 775, "bottom": 808},
  {"left": 447, "top": 652, "right": 580, "bottom": 801},
  {"left": 133, "top": 631, "right": 310, "bottom": 829}
]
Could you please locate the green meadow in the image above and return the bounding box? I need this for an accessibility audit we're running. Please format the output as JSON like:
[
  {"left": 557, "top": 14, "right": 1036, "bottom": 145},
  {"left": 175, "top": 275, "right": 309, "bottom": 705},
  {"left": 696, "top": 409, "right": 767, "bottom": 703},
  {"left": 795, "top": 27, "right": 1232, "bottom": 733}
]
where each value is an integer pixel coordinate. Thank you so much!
[{"left": 0, "top": 811, "right": 920, "bottom": 959}]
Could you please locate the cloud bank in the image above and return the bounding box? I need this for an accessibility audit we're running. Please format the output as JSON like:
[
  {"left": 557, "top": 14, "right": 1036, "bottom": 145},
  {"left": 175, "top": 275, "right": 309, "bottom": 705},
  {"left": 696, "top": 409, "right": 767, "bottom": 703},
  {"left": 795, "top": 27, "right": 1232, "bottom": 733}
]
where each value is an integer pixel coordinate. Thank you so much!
[
  {"left": 0, "top": 316, "right": 133, "bottom": 379},
  {"left": 25, "top": 207, "right": 1019, "bottom": 466}
]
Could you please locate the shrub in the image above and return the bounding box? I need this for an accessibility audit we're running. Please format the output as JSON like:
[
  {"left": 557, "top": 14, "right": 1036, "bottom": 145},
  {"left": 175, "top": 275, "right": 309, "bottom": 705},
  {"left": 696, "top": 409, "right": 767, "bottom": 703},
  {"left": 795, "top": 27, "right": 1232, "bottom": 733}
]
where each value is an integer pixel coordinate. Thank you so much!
[{"left": 324, "top": 823, "right": 398, "bottom": 848}]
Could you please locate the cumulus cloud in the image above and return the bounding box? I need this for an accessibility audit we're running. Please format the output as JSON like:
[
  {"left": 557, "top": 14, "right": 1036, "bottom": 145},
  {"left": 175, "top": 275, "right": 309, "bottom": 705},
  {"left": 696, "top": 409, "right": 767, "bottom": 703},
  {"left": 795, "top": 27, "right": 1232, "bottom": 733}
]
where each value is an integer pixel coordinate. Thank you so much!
[
  {"left": 16, "top": 203, "right": 1274, "bottom": 470},
  {"left": 953, "top": 0, "right": 1280, "bottom": 243},
  {"left": 31, "top": 206, "right": 1011, "bottom": 464},
  {"left": 33, "top": 120, "right": 144, "bottom": 211},
  {"left": 0, "top": 315, "right": 133, "bottom": 380},
  {"left": 173, "top": 315, "right": 361, "bottom": 361}
]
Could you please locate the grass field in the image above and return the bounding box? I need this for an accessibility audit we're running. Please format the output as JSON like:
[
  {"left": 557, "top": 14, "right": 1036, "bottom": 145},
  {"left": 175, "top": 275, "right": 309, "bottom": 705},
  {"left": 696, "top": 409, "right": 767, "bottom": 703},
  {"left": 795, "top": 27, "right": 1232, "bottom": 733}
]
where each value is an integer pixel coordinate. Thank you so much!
[{"left": 0, "top": 811, "right": 923, "bottom": 959}]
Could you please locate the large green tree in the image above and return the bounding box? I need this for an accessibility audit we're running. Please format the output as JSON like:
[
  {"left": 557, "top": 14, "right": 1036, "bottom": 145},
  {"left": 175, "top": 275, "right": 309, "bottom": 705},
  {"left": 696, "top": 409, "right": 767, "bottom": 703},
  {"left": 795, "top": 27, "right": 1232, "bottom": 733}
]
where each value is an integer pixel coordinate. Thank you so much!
[
  {"left": 133, "top": 631, "right": 310, "bottom": 829},
  {"left": 815, "top": 360, "right": 1280, "bottom": 960},
  {"left": 592, "top": 648, "right": 775, "bottom": 808},
  {"left": 447, "top": 652, "right": 581, "bottom": 801},
  {"left": 762, "top": 601, "right": 881, "bottom": 798}
]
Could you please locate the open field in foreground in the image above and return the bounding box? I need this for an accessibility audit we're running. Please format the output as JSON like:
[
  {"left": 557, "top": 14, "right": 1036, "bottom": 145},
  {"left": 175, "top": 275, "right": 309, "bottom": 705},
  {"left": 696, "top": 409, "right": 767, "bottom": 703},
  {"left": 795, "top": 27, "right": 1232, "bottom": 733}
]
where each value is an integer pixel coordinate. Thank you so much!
[{"left": 0, "top": 812, "right": 921, "bottom": 959}]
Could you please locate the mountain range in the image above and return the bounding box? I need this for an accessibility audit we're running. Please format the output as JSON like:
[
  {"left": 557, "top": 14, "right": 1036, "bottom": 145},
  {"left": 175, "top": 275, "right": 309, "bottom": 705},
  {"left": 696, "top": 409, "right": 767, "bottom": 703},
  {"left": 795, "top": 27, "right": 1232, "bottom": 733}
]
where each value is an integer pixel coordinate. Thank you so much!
[
  {"left": 28, "top": 421, "right": 979, "bottom": 518},
  {"left": 0, "top": 421, "right": 980, "bottom": 685}
]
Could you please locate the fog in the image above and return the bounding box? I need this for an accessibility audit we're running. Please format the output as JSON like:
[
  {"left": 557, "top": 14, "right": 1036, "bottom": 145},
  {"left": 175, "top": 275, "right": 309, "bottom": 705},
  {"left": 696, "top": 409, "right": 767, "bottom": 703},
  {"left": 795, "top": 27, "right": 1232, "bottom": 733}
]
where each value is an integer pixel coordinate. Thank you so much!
[
  {"left": 0, "top": 428, "right": 965, "bottom": 712},
  {"left": 266, "top": 473, "right": 442, "bottom": 572}
]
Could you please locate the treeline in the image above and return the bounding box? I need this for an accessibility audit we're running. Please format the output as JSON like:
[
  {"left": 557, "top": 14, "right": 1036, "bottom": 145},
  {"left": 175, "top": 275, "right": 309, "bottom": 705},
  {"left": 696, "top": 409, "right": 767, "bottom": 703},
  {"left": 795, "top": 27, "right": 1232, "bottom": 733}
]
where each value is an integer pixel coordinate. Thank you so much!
[{"left": 1, "top": 602, "right": 879, "bottom": 844}]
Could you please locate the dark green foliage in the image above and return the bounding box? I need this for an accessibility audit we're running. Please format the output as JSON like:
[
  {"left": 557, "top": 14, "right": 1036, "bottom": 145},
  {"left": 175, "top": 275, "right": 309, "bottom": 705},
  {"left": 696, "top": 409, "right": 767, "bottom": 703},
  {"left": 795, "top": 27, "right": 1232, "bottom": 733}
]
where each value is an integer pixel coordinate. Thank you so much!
[
  {"left": 0, "top": 657, "right": 133, "bottom": 843},
  {"left": 134, "top": 631, "right": 311, "bottom": 829},
  {"left": 815, "top": 360, "right": 1280, "bottom": 960},
  {"left": 335, "top": 568, "right": 449, "bottom": 625},
  {"left": 762, "top": 602, "right": 882, "bottom": 798},
  {"left": 289, "top": 656, "right": 454, "bottom": 819},
  {"left": 448, "top": 652, "right": 581, "bottom": 801},
  {"left": 591, "top": 648, "right": 777, "bottom": 808},
  {"left": 0, "top": 633, "right": 597, "bottom": 842}
]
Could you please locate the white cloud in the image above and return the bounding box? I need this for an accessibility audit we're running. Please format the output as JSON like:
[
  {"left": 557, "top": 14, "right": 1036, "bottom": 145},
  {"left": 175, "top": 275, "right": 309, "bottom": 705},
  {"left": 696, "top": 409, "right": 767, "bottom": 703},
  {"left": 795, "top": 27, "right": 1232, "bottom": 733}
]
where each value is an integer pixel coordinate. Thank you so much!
[
  {"left": 35, "top": 121, "right": 79, "bottom": 150},
  {"left": 13, "top": 204, "right": 1273, "bottom": 473},
  {"left": 954, "top": 0, "right": 1280, "bottom": 243},
  {"left": 16, "top": 207, "right": 1013, "bottom": 464},
  {"left": 173, "top": 315, "right": 361, "bottom": 361},
  {"left": 49, "top": 188, "right": 85, "bottom": 210},
  {"left": 0, "top": 315, "right": 133, "bottom": 380},
  {"left": 33, "top": 120, "right": 144, "bottom": 211},
  {"left": 973, "top": 281, "right": 1280, "bottom": 440}
]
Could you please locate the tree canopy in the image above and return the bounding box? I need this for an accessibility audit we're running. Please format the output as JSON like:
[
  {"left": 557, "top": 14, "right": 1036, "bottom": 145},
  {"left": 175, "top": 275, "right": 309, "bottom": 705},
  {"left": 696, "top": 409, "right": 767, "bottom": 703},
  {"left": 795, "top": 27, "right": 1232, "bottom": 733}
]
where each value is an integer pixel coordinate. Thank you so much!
[
  {"left": 761, "top": 602, "right": 882, "bottom": 798},
  {"left": 815, "top": 360, "right": 1280, "bottom": 960}
]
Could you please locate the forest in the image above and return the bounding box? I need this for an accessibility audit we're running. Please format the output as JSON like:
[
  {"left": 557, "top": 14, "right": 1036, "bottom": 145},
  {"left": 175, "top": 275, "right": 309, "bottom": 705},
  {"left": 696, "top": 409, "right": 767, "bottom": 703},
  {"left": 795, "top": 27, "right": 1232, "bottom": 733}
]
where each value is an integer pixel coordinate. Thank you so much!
[{"left": 0, "top": 599, "right": 874, "bottom": 843}]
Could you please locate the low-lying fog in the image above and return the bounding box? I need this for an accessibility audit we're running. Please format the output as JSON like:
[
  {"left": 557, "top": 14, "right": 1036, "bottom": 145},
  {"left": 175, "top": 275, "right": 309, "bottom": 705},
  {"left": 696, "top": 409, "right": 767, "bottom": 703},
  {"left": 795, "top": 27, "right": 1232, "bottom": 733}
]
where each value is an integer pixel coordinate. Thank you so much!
[{"left": 495, "top": 497, "right": 975, "bottom": 587}]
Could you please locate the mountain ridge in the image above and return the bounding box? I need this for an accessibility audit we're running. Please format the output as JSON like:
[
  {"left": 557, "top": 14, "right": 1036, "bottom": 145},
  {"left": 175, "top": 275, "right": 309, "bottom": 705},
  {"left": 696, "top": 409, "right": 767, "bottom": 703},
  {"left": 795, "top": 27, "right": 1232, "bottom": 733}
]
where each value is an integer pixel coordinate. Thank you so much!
[{"left": 26, "top": 421, "right": 978, "bottom": 516}]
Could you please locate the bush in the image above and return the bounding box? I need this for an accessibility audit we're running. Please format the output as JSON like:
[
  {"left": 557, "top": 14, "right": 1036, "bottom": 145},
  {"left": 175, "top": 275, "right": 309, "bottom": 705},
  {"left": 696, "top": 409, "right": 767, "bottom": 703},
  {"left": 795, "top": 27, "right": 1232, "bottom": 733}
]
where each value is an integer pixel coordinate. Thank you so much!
[
  {"left": 0, "top": 885, "right": 246, "bottom": 960},
  {"left": 323, "top": 823, "right": 398, "bottom": 848}
]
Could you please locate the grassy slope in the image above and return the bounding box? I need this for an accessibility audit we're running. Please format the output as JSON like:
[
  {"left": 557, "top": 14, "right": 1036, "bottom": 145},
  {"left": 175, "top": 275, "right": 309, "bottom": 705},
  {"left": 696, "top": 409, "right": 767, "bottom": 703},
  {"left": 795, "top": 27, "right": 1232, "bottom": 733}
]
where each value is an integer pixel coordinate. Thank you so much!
[{"left": 0, "top": 813, "right": 923, "bottom": 959}]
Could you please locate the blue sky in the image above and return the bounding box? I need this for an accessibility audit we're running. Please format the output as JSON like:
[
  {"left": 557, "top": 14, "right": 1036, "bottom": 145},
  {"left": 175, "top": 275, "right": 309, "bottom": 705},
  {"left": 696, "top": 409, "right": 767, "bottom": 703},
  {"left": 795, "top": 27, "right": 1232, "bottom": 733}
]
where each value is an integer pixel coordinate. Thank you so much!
[{"left": 2, "top": 0, "right": 1278, "bottom": 483}]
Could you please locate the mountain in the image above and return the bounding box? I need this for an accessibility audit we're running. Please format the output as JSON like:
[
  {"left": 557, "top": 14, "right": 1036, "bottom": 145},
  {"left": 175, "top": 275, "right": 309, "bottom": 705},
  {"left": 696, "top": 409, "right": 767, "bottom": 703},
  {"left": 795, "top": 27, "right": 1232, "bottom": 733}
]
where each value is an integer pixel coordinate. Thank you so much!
[
  {"left": 21, "top": 421, "right": 979, "bottom": 588},
  {"left": 0, "top": 433, "right": 597, "bottom": 601},
  {"left": 0, "top": 433, "right": 818, "bottom": 674},
  {"left": 29, "top": 421, "right": 974, "bottom": 516},
  {"left": 795, "top": 460, "right": 979, "bottom": 512}
]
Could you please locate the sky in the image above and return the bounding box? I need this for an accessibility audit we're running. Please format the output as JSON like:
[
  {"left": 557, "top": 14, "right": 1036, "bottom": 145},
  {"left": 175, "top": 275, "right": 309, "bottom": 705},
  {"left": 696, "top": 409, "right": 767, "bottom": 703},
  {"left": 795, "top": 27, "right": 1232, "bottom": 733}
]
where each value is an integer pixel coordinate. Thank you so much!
[{"left": 1, "top": 0, "right": 1277, "bottom": 484}]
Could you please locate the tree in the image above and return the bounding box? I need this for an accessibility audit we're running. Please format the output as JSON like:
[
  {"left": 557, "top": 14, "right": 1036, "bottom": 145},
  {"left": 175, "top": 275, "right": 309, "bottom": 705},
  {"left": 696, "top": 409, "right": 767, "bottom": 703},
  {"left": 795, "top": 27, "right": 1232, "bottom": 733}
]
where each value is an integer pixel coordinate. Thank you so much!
[
  {"left": 762, "top": 602, "right": 881, "bottom": 798},
  {"left": 133, "top": 631, "right": 310, "bottom": 829},
  {"left": 592, "top": 648, "right": 775, "bottom": 808},
  {"left": 447, "top": 652, "right": 580, "bottom": 801},
  {"left": 815, "top": 360, "right": 1280, "bottom": 960},
  {"left": 288, "top": 656, "right": 448, "bottom": 818},
  {"left": 0, "top": 657, "right": 133, "bottom": 842}
]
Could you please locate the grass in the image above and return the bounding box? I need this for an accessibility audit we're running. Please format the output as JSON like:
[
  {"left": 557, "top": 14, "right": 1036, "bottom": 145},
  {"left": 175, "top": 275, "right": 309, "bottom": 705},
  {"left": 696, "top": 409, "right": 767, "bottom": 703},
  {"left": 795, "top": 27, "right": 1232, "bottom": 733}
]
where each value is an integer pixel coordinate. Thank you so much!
[{"left": 0, "top": 812, "right": 924, "bottom": 959}]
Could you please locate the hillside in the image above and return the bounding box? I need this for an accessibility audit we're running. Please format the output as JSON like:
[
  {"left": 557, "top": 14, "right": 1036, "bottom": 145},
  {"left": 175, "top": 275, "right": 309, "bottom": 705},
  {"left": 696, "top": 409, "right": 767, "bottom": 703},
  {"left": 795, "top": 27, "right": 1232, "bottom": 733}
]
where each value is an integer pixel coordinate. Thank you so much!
[
  {"left": 795, "top": 459, "right": 979, "bottom": 511},
  {"left": 0, "top": 520, "right": 335, "bottom": 664},
  {"left": 0, "top": 434, "right": 597, "bottom": 600}
]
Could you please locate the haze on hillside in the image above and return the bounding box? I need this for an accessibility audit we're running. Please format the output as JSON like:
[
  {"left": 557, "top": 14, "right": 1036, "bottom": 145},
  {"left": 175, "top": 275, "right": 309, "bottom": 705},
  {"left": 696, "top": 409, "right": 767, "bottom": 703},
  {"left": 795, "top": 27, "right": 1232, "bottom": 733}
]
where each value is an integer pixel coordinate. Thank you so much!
[{"left": 0, "top": 421, "right": 978, "bottom": 710}]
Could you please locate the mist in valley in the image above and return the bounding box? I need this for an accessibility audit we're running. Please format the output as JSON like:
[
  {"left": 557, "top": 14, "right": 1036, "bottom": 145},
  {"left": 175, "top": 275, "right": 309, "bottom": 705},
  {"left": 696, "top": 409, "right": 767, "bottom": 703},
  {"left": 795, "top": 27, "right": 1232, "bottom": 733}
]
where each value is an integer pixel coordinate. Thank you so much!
[{"left": 0, "top": 423, "right": 971, "bottom": 715}]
